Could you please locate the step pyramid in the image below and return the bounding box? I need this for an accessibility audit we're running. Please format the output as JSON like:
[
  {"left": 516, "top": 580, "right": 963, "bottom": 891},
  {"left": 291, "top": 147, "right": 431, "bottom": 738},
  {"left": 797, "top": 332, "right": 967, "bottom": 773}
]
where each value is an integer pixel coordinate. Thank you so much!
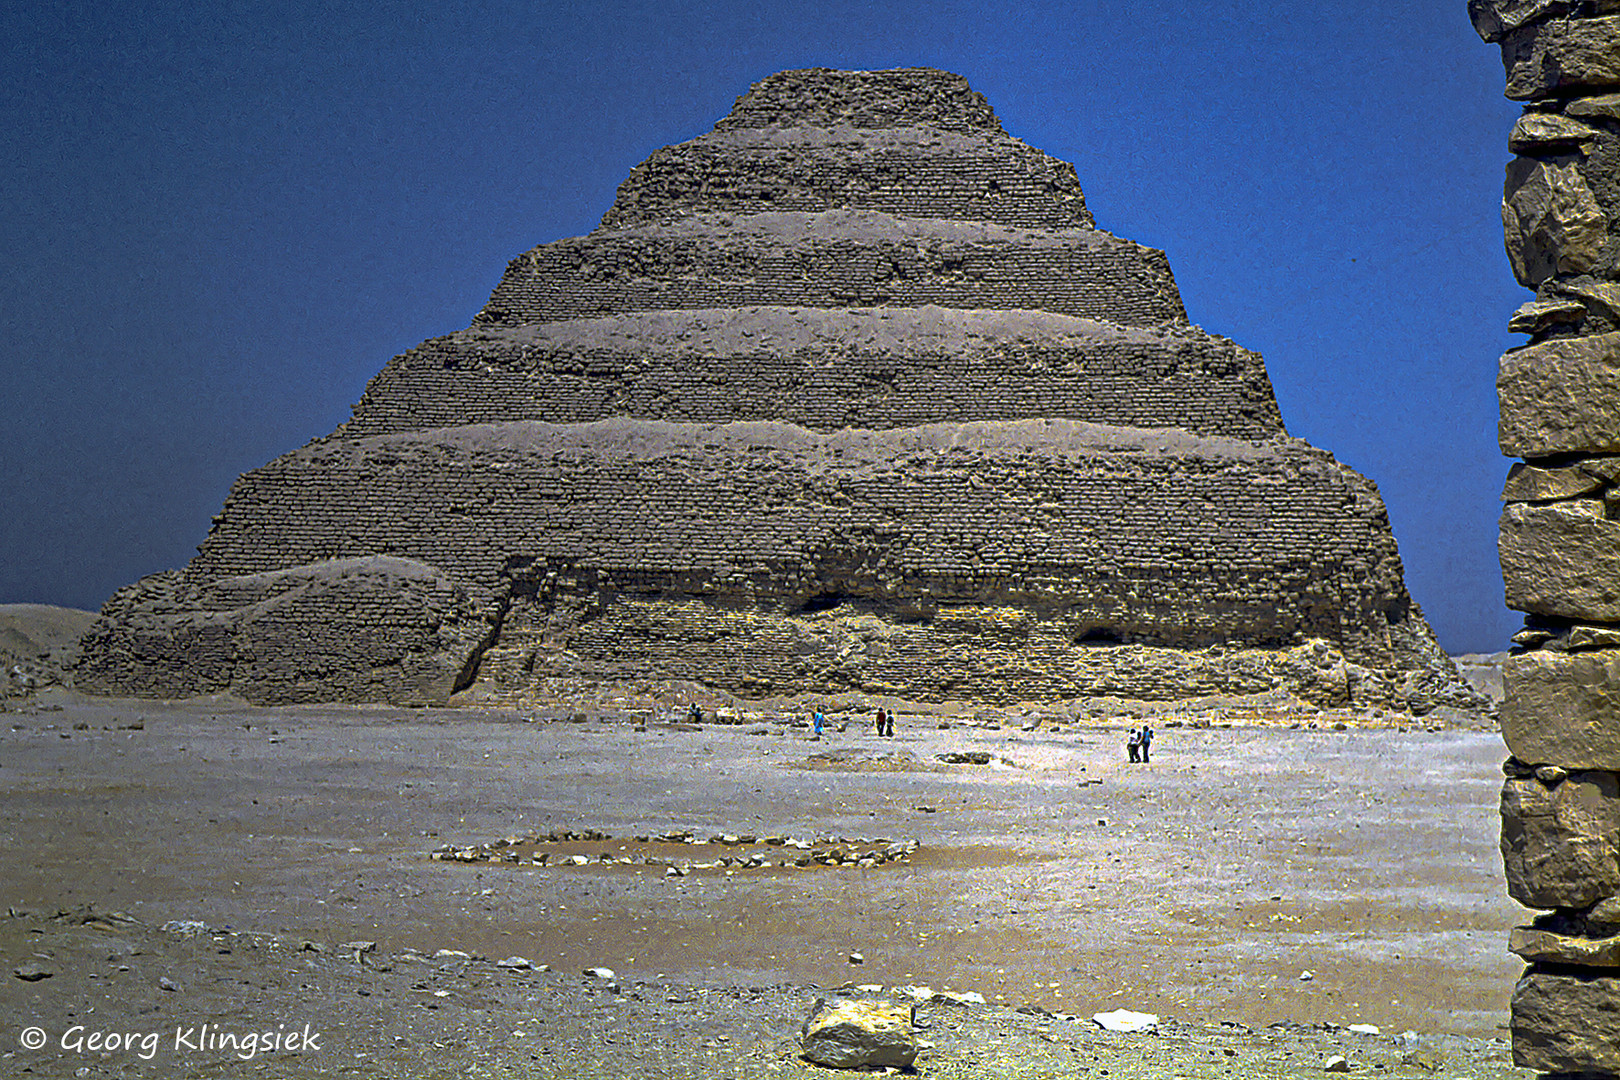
[{"left": 78, "top": 68, "right": 1471, "bottom": 711}]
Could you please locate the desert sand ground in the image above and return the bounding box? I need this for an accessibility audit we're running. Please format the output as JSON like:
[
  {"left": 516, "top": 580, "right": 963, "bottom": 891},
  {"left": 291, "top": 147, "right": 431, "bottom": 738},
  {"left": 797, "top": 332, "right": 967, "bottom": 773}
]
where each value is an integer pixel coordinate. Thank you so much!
[{"left": 0, "top": 690, "right": 1530, "bottom": 1078}]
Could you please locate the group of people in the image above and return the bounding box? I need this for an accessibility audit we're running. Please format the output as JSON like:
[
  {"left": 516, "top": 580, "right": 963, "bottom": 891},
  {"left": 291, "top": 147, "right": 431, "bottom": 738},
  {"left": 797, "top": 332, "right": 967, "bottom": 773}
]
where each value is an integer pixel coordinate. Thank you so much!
[
  {"left": 806, "top": 708, "right": 891, "bottom": 737},
  {"left": 1126, "top": 723, "right": 1154, "bottom": 763}
]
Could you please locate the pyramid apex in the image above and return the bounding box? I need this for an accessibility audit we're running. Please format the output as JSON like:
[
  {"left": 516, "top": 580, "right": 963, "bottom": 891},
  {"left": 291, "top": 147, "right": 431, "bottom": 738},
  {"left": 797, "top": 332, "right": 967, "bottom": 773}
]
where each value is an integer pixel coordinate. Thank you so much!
[{"left": 716, "top": 67, "right": 1002, "bottom": 133}]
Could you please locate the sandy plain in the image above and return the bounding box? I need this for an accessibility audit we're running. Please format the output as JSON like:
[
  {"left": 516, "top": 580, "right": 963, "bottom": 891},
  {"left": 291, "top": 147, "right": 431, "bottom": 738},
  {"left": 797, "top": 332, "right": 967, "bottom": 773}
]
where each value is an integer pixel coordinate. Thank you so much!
[{"left": 0, "top": 691, "right": 1530, "bottom": 1078}]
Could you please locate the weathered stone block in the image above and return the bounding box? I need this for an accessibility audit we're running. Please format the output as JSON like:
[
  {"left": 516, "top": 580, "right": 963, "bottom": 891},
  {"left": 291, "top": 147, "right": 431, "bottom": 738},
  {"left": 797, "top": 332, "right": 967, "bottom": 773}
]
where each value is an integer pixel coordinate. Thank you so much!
[
  {"left": 1498, "top": 332, "right": 1620, "bottom": 457},
  {"left": 1500, "top": 769, "right": 1620, "bottom": 907},
  {"left": 1469, "top": 0, "right": 1588, "bottom": 42},
  {"left": 1503, "top": 648, "right": 1620, "bottom": 769},
  {"left": 1508, "top": 295, "right": 1586, "bottom": 334},
  {"left": 801, "top": 998, "right": 917, "bottom": 1070},
  {"left": 1500, "top": 500, "right": 1620, "bottom": 619},
  {"left": 1571, "top": 624, "right": 1620, "bottom": 649},
  {"left": 1500, "top": 461, "right": 1605, "bottom": 502},
  {"left": 1502, "top": 15, "right": 1620, "bottom": 100},
  {"left": 1501, "top": 157, "right": 1606, "bottom": 287},
  {"left": 1511, "top": 967, "right": 1620, "bottom": 1074},
  {"left": 1569, "top": 90, "right": 1620, "bottom": 121},
  {"left": 1510, "top": 924, "right": 1620, "bottom": 966},
  {"left": 1549, "top": 278, "right": 1620, "bottom": 326},
  {"left": 1508, "top": 112, "right": 1601, "bottom": 155}
]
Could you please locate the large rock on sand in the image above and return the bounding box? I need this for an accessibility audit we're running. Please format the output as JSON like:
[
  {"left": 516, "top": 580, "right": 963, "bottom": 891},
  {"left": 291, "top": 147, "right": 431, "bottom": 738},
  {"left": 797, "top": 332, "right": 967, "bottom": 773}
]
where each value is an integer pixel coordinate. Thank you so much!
[{"left": 800, "top": 997, "right": 917, "bottom": 1070}]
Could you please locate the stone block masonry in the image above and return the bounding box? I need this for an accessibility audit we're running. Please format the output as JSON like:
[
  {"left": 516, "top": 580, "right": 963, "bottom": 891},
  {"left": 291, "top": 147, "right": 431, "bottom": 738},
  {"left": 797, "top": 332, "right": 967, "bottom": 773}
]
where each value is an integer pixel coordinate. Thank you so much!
[
  {"left": 1474, "top": 3, "right": 1620, "bottom": 1074},
  {"left": 78, "top": 66, "right": 1472, "bottom": 719}
]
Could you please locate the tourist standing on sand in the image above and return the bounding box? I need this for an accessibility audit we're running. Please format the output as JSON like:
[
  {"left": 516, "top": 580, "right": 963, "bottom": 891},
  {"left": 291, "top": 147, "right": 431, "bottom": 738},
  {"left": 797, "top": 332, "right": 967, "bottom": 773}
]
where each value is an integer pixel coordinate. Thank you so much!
[
  {"left": 812, "top": 709, "right": 825, "bottom": 736},
  {"left": 875, "top": 708, "right": 887, "bottom": 736},
  {"left": 883, "top": 710, "right": 894, "bottom": 737},
  {"left": 1140, "top": 722, "right": 1153, "bottom": 763},
  {"left": 1126, "top": 726, "right": 1142, "bottom": 762}
]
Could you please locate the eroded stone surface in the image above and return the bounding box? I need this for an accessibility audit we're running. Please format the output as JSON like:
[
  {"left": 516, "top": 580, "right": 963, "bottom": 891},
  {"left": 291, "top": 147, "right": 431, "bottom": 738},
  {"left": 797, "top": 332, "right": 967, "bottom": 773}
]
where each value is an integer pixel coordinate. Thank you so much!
[
  {"left": 1501, "top": 157, "right": 1607, "bottom": 286},
  {"left": 801, "top": 998, "right": 917, "bottom": 1069},
  {"left": 1498, "top": 332, "right": 1620, "bottom": 457},
  {"left": 1568, "top": 91, "right": 1620, "bottom": 121},
  {"left": 1508, "top": 295, "right": 1586, "bottom": 334},
  {"left": 1500, "top": 500, "right": 1620, "bottom": 620},
  {"left": 1469, "top": 0, "right": 1588, "bottom": 43},
  {"left": 1508, "top": 112, "right": 1601, "bottom": 154},
  {"left": 1502, "top": 15, "right": 1620, "bottom": 100},
  {"left": 1502, "top": 648, "right": 1620, "bottom": 769},
  {"left": 1500, "top": 769, "right": 1620, "bottom": 908},
  {"left": 1500, "top": 461, "right": 1606, "bottom": 502},
  {"left": 1509, "top": 924, "right": 1620, "bottom": 965},
  {"left": 1510, "top": 968, "right": 1620, "bottom": 1073}
]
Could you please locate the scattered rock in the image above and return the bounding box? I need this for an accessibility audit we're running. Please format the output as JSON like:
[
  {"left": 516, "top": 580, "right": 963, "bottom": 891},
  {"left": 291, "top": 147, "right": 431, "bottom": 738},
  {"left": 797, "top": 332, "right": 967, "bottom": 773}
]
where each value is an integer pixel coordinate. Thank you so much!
[
  {"left": 848, "top": 952, "right": 864, "bottom": 964},
  {"left": 1401, "top": 1043, "right": 1445, "bottom": 1072},
  {"left": 12, "top": 963, "right": 52, "bottom": 982},
  {"left": 584, "top": 967, "right": 615, "bottom": 979},
  {"left": 160, "top": 919, "right": 210, "bottom": 936},
  {"left": 1324, "top": 1054, "right": 1350, "bottom": 1072},
  {"left": 800, "top": 997, "right": 918, "bottom": 1070},
  {"left": 1091, "top": 1009, "right": 1158, "bottom": 1033},
  {"left": 496, "top": 956, "right": 532, "bottom": 969},
  {"left": 158, "top": 975, "right": 182, "bottom": 992},
  {"left": 933, "top": 989, "right": 986, "bottom": 1006}
]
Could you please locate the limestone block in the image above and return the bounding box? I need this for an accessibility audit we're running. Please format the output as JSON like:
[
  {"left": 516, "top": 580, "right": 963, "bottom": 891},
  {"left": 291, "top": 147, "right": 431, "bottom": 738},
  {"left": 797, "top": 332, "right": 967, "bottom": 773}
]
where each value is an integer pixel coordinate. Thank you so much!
[
  {"left": 1571, "top": 624, "right": 1620, "bottom": 649},
  {"left": 1508, "top": 295, "right": 1586, "bottom": 334},
  {"left": 800, "top": 998, "right": 917, "bottom": 1069},
  {"left": 1501, "top": 157, "right": 1606, "bottom": 286},
  {"left": 1508, "top": 112, "right": 1600, "bottom": 155},
  {"left": 1569, "top": 91, "right": 1620, "bottom": 121},
  {"left": 1502, "top": 648, "right": 1620, "bottom": 769},
  {"left": 1500, "top": 461, "right": 1605, "bottom": 502},
  {"left": 1500, "top": 500, "right": 1620, "bottom": 619},
  {"left": 1510, "top": 924, "right": 1620, "bottom": 966},
  {"left": 1511, "top": 967, "right": 1620, "bottom": 1074},
  {"left": 1498, "top": 332, "right": 1620, "bottom": 457},
  {"left": 1500, "top": 769, "right": 1620, "bottom": 908},
  {"left": 1468, "top": 0, "right": 1584, "bottom": 42},
  {"left": 1551, "top": 279, "right": 1620, "bottom": 325},
  {"left": 1586, "top": 455, "right": 1620, "bottom": 484},
  {"left": 1502, "top": 15, "right": 1620, "bottom": 100}
]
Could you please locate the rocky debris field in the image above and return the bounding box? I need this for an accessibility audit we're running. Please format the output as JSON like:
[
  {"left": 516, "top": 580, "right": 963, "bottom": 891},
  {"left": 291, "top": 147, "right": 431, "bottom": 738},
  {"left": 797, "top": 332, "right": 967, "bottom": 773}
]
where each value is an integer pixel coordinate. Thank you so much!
[
  {"left": 0, "top": 691, "right": 1530, "bottom": 1077},
  {"left": 2, "top": 908, "right": 1525, "bottom": 1080}
]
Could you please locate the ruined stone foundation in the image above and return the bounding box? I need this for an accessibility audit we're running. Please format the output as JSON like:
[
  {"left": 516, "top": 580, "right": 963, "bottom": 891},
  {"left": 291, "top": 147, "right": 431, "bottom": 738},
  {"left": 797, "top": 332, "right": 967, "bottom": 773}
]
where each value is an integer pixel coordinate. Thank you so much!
[
  {"left": 1471, "top": 2, "right": 1620, "bottom": 1075},
  {"left": 79, "top": 67, "right": 1469, "bottom": 713}
]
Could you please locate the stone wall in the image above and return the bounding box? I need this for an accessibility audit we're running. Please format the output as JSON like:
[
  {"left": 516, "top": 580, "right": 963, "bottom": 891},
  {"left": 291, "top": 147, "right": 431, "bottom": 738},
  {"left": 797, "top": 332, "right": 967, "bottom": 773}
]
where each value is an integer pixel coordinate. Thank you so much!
[
  {"left": 76, "top": 67, "right": 1474, "bottom": 714},
  {"left": 1472, "top": 3, "right": 1620, "bottom": 1075}
]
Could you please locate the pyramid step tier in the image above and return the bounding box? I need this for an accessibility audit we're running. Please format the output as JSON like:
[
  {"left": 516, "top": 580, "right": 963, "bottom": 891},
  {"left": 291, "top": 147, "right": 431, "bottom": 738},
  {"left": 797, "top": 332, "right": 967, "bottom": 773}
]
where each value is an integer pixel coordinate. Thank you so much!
[
  {"left": 76, "top": 417, "right": 1423, "bottom": 705},
  {"left": 345, "top": 306, "right": 1283, "bottom": 439},
  {"left": 599, "top": 126, "right": 1093, "bottom": 229},
  {"left": 478, "top": 212, "right": 1186, "bottom": 328}
]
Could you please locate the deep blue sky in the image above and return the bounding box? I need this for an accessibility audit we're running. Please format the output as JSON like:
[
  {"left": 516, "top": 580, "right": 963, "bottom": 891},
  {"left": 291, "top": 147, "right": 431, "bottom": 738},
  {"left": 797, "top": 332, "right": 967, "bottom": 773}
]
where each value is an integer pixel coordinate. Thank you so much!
[{"left": 2, "top": 1, "right": 1525, "bottom": 653}]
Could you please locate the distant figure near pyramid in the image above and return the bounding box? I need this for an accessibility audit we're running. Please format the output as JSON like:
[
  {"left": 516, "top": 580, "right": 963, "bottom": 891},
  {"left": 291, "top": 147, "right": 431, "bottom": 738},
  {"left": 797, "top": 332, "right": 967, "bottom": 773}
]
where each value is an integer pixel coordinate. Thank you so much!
[{"left": 78, "top": 68, "right": 1474, "bottom": 711}]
